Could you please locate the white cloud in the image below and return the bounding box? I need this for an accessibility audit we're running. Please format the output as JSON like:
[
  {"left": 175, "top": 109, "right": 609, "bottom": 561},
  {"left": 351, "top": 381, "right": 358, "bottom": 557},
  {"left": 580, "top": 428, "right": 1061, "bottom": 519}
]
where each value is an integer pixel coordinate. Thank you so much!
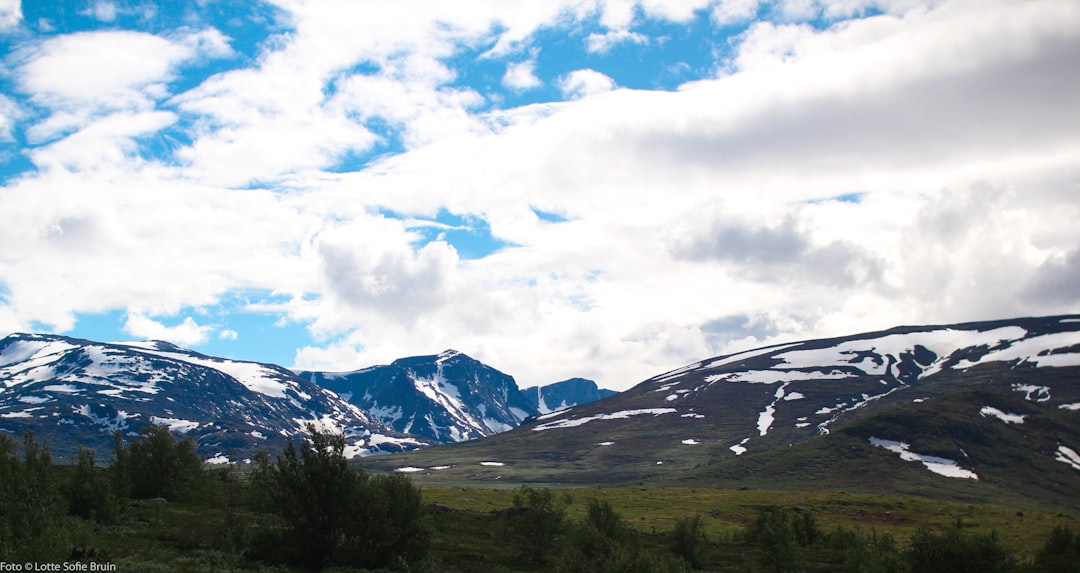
[
  {"left": 558, "top": 69, "right": 617, "bottom": 99},
  {"left": 713, "top": 0, "right": 761, "bottom": 26},
  {"left": 87, "top": 1, "right": 118, "bottom": 23},
  {"left": 503, "top": 59, "right": 543, "bottom": 91},
  {"left": 0, "top": 0, "right": 21, "bottom": 30},
  {"left": 585, "top": 29, "right": 649, "bottom": 53},
  {"left": 123, "top": 313, "right": 214, "bottom": 346},
  {"left": 2, "top": 0, "right": 1079, "bottom": 392}
]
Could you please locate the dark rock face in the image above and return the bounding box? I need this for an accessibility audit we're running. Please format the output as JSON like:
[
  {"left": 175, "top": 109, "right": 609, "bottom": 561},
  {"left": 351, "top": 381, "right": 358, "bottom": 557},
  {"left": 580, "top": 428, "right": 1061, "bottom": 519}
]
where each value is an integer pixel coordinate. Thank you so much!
[{"left": 300, "top": 350, "right": 538, "bottom": 443}]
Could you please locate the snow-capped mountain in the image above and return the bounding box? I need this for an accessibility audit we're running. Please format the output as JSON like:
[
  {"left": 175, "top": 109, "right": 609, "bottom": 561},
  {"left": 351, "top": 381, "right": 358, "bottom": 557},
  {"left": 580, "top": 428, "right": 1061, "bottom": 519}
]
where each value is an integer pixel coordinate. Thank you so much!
[
  {"left": 363, "top": 315, "right": 1080, "bottom": 508},
  {"left": 299, "top": 350, "right": 538, "bottom": 443},
  {"left": 0, "top": 333, "right": 426, "bottom": 461},
  {"left": 522, "top": 378, "right": 617, "bottom": 414}
]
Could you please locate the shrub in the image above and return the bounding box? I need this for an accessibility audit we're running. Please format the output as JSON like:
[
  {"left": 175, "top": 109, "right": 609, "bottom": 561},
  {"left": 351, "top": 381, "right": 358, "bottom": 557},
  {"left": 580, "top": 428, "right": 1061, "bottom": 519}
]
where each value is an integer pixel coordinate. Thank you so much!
[
  {"left": 113, "top": 425, "right": 205, "bottom": 501},
  {"left": 669, "top": 514, "right": 710, "bottom": 569},
  {"left": 747, "top": 508, "right": 800, "bottom": 572},
  {"left": 65, "top": 446, "right": 119, "bottom": 523},
  {"left": 250, "top": 424, "right": 430, "bottom": 571},
  {"left": 1032, "top": 525, "right": 1080, "bottom": 573},
  {"left": 0, "top": 433, "right": 69, "bottom": 562},
  {"left": 906, "top": 525, "right": 1015, "bottom": 573},
  {"left": 507, "top": 485, "right": 571, "bottom": 563}
]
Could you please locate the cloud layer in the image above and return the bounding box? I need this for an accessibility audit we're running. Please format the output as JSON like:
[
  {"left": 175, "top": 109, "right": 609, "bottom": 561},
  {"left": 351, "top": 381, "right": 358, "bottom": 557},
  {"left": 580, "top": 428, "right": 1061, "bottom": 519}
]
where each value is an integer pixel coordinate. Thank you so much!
[{"left": 1, "top": 0, "right": 1078, "bottom": 390}]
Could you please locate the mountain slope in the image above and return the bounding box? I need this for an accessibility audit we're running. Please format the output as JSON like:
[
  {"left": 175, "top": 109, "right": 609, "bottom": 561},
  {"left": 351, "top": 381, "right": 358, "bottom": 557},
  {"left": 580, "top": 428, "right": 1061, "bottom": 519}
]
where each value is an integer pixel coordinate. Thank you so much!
[
  {"left": 521, "top": 377, "right": 617, "bottom": 414},
  {"left": 361, "top": 315, "right": 1080, "bottom": 510},
  {"left": 299, "top": 350, "right": 537, "bottom": 444},
  {"left": 0, "top": 333, "right": 426, "bottom": 461}
]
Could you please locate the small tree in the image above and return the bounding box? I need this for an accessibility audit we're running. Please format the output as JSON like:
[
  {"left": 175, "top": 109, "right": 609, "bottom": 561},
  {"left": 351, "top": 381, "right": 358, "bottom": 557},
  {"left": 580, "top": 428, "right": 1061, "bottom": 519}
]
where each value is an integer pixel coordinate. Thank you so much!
[
  {"left": 747, "top": 508, "right": 799, "bottom": 573},
  {"left": 508, "top": 485, "right": 572, "bottom": 563},
  {"left": 1034, "top": 525, "right": 1080, "bottom": 573},
  {"left": 0, "top": 433, "right": 68, "bottom": 562},
  {"left": 251, "top": 424, "right": 430, "bottom": 571},
  {"left": 117, "top": 425, "right": 204, "bottom": 501},
  {"left": 65, "top": 446, "right": 119, "bottom": 523},
  {"left": 906, "top": 526, "right": 1015, "bottom": 573},
  {"left": 670, "top": 514, "right": 710, "bottom": 570}
]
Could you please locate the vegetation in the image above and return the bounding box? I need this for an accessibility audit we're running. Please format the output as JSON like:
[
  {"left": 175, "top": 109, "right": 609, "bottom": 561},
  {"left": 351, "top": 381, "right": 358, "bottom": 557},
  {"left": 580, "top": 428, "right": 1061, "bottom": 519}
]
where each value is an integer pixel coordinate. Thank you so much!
[{"left": 0, "top": 429, "right": 1077, "bottom": 572}]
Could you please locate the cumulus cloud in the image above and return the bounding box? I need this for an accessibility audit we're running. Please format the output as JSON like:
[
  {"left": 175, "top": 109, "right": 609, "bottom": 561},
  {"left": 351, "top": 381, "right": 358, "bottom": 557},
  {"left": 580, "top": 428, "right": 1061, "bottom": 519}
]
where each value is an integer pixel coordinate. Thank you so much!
[
  {"left": 502, "top": 59, "right": 543, "bottom": 91},
  {"left": 585, "top": 29, "right": 649, "bottom": 53},
  {"left": 558, "top": 69, "right": 617, "bottom": 99},
  {"left": 123, "top": 313, "right": 214, "bottom": 346},
  {"left": 2, "top": 0, "right": 1079, "bottom": 391},
  {"left": 0, "top": 0, "right": 20, "bottom": 30}
]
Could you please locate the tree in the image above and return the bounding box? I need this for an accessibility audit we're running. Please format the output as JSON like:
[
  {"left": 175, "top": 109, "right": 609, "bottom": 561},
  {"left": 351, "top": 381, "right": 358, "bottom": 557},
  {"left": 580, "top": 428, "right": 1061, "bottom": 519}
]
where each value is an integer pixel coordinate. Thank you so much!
[
  {"left": 670, "top": 514, "right": 711, "bottom": 570},
  {"left": 0, "top": 433, "right": 69, "bottom": 562},
  {"left": 747, "top": 508, "right": 800, "bottom": 572},
  {"left": 251, "top": 424, "right": 429, "bottom": 571},
  {"left": 122, "top": 424, "right": 204, "bottom": 501},
  {"left": 906, "top": 526, "right": 1015, "bottom": 573},
  {"left": 507, "top": 485, "right": 572, "bottom": 563},
  {"left": 558, "top": 498, "right": 691, "bottom": 573},
  {"left": 1033, "top": 525, "right": 1080, "bottom": 573},
  {"left": 65, "top": 446, "right": 119, "bottom": 523}
]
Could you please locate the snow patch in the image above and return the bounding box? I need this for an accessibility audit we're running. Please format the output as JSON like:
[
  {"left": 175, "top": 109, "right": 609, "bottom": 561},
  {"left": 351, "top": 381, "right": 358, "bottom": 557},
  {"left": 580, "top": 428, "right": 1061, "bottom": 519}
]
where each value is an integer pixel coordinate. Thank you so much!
[
  {"left": 394, "top": 467, "right": 426, "bottom": 473},
  {"left": 783, "top": 392, "right": 805, "bottom": 401},
  {"left": 979, "top": 406, "right": 1026, "bottom": 424},
  {"left": 532, "top": 408, "right": 677, "bottom": 431},
  {"left": 151, "top": 416, "right": 201, "bottom": 433},
  {"left": 682, "top": 439, "right": 700, "bottom": 445},
  {"left": 730, "top": 437, "right": 750, "bottom": 455},
  {"left": 597, "top": 441, "right": 614, "bottom": 446},
  {"left": 1059, "top": 403, "right": 1080, "bottom": 411},
  {"left": 206, "top": 453, "right": 230, "bottom": 465},
  {"left": 1055, "top": 445, "right": 1080, "bottom": 471},
  {"left": 869, "top": 437, "right": 978, "bottom": 479},
  {"left": 42, "top": 384, "right": 82, "bottom": 393},
  {"left": 480, "top": 461, "right": 505, "bottom": 467},
  {"left": 1012, "top": 384, "right": 1051, "bottom": 402}
]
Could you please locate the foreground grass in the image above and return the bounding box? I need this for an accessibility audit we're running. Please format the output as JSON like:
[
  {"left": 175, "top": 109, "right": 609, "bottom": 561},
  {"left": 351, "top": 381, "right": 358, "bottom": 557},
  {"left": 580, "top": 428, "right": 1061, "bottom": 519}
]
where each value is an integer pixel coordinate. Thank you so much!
[
  {"left": 421, "top": 486, "right": 1074, "bottom": 565},
  {"left": 63, "top": 479, "right": 1076, "bottom": 572}
]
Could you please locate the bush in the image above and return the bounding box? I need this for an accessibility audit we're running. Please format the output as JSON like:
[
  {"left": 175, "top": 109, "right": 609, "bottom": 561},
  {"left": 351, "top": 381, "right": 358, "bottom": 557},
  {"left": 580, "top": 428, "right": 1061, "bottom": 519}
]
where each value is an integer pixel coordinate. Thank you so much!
[
  {"left": 669, "top": 514, "right": 710, "bottom": 569},
  {"left": 1032, "top": 525, "right": 1080, "bottom": 573},
  {"left": 0, "top": 433, "right": 69, "bottom": 562},
  {"left": 507, "top": 485, "right": 571, "bottom": 564},
  {"left": 557, "top": 498, "right": 690, "bottom": 573},
  {"left": 250, "top": 424, "right": 429, "bottom": 571},
  {"left": 906, "top": 525, "right": 1015, "bottom": 573},
  {"left": 65, "top": 446, "right": 119, "bottom": 523},
  {"left": 113, "top": 425, "right": 205, "bottom": 501},
  {"left": 747, "top": 508, "right": 800, "bottom": 572}
]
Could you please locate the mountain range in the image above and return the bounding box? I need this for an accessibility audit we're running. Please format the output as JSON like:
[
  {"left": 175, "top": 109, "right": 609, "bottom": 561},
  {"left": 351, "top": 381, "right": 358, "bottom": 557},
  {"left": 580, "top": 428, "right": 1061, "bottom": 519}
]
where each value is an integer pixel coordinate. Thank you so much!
[
  {"left": 0, "top": 335, "right": 612, "bottom": 461},
  {"left": 360, "top": 315, "right": 1080, "bottom": 512}
]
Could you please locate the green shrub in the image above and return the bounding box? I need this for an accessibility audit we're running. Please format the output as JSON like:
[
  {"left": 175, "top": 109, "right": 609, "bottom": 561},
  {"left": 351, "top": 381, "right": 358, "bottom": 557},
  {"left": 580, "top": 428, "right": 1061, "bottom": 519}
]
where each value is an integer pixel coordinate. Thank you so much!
[
  {"left": 65, "top": 446, "right": 119, "bottom": 523},
  {"left": 1032, "top": 525, "right": 1080, "bottom": 573},
  {"left": 250, "top": 424, "right": 430, "bottom": 571},
  {"left": 669, "top": 514, "right": 710, "bottom": 569},
  {"left": 507, "top": 484, "right": 571, "bottom": 563},
  {"left": 906, "top": 525, "right": 1015, "bottom": 573},
  {"left": 0, "top": 433, "right": 69, "bottom": 562},
  {"left": 747, "top": 508, "right": 800, "bottom": 572},
  {"left": 113, "top": 425, "right": 205, "bottom": 501}
]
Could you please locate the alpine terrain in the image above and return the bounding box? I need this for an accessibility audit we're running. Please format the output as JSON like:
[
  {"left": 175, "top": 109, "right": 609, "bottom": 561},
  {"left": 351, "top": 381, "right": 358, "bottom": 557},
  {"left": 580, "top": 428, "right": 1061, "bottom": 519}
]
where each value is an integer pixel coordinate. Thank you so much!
[
  {"left": 363, "top": 315, "right": 1080, "bottom": 511},
  {"left": 522, "top": 377, "right": 618, "bottom": 414},
  {"left": 0, "top": 333, "right": 426, "bottom": 461},
  {"left": 299, "top": 350, "right": 540, "bottom": 444}
]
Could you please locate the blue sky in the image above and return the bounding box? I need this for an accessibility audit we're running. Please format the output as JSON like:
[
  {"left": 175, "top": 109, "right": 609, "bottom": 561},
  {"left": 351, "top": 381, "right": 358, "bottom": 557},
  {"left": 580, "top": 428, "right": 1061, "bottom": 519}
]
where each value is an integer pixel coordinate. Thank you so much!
[{"left": 1, "top": 0, "right": 1078, "bottom": 390}]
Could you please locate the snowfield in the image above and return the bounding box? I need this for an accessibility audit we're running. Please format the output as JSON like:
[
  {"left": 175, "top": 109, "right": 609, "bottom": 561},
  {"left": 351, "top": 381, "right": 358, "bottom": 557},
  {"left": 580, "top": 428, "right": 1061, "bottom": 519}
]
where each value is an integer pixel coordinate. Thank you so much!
[{"left": 869, "top": 437, "right": 978, "bottom": 480}]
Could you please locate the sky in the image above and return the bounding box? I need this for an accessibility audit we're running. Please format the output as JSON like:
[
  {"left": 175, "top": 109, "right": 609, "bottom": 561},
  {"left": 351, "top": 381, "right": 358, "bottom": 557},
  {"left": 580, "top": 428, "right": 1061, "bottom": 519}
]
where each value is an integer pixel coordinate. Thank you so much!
[{"left": 0, "top": 0, "right": 1078, "bottom": 391}]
